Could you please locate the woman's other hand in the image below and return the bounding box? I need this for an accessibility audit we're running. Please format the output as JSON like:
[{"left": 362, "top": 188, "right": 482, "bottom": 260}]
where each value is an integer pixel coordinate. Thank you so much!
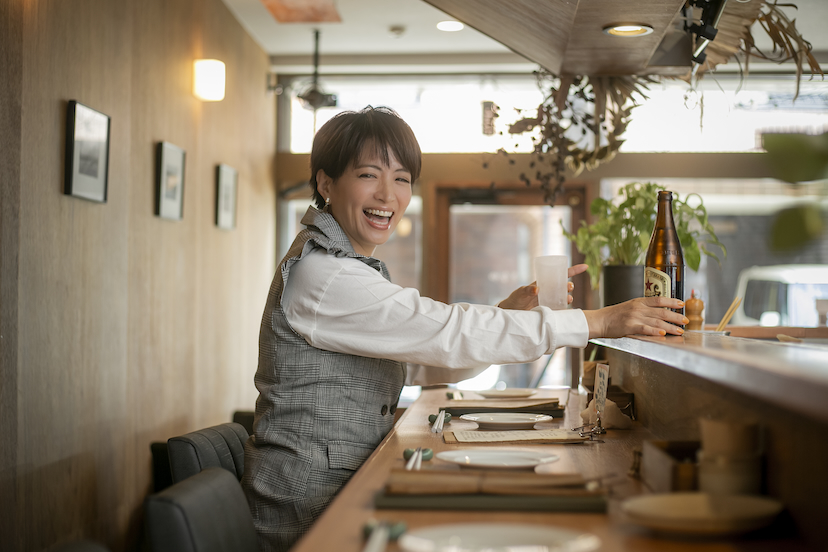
[
  {"left": 583, "top": 297, "right": 688, "bottom": 339},
  {"left": 498, "top": 264, "right": 590, "bottom": 310},
  {"left": 497, "top": 283, "right": 539, "bottom": 310}
]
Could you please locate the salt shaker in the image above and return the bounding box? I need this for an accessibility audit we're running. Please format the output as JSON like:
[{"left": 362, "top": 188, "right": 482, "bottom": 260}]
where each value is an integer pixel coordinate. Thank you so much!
[{"left": 686, "top": 289, "right": 704, "bottom": 331}]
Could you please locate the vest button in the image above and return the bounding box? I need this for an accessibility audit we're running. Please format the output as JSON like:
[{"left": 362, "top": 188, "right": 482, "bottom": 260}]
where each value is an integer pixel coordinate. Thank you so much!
[
  {"left": 381, "top": 404, "right": 388, "bottom": 415},
  {"left": 390, "top": 404, "right": 397, "bottom": 414}
]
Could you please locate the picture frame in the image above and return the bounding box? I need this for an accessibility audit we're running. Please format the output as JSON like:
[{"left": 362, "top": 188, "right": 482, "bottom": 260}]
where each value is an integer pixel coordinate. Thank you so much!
[
  {"left": 155, "top": 142, "right": 186, "bottom": 220},
  {"left": 64, "top": 100, "right": 111, "bottom": 203},
  {"left": 215, "top": 164, "right": 238, "bottom": 230}
]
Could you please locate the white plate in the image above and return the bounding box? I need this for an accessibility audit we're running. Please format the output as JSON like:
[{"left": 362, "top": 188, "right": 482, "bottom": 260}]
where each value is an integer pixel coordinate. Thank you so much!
[
  {"left": 622, "top": 492, "right": 783, "bottom": 536},
  {"left": 399, "top": 522, "right": 601, "bottom": 552},
  {"left": 436, "top": 449, "right": 559, "bottom": 469},
  {"left": 476, "top": 388, "right": 538, "bottom": 399},
  {"left": 459, "top": 412, "right": 553, "bottom": 430}
]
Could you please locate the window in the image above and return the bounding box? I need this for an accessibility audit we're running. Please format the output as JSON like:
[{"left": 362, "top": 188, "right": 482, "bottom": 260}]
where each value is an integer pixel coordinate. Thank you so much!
[{"left": 284, "top": 74, "right": 828, "bottom": 154}]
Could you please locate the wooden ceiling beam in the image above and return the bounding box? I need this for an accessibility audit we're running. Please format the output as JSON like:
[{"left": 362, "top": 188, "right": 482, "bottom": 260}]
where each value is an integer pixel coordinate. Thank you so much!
[
  {"left": 424, "top": 0, "right": 689, "bottom": 76},
  {"left": 561, "top": 0, "right": 686, "bottom": 75},
  {"left": 422, "top": 0, "right": 578, "bottom": 75}
]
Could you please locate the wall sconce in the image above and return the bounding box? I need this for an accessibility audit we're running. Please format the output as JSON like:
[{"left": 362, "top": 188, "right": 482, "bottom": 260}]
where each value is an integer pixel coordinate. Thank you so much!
[{"left": 194, "top": 59, "right": 225, "bottom": 101}]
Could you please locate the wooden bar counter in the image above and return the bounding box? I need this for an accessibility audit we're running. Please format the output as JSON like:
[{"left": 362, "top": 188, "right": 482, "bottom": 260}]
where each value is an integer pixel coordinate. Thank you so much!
[{"left": 291, "top": 349, "right": 816, "bottom": 552}]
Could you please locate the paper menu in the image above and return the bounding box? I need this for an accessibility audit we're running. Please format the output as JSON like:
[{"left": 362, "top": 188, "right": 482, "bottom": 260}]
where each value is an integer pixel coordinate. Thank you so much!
[
  {"left": 594, "top": 363, "right": 609, "bottom": 417},
  {"left": 448, "top": 429, "right": 588, "bottom": 444}
]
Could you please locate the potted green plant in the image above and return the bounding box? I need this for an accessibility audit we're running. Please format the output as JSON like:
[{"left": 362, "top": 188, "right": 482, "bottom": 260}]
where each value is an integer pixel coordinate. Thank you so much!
[{"left": 563, "top": 182, "right": 726, "bottom": 305}]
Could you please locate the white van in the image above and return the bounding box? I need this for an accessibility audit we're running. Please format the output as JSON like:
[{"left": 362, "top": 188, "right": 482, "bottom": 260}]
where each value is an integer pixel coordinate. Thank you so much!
[{"left": 731, "top": 265, "right": 828, "bottom": 327}]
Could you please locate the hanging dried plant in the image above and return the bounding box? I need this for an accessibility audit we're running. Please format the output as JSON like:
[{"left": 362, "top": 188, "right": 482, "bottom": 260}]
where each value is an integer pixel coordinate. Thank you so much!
[
  {"left": 744, "top": 1, "right": 824, "bottom": 99},
  {"left": 490, "top": 0, "right": 822, "bottom": 206},
  {"left": 504, "top": 71, "right": 654, "bottom": 203},
  {"left": 689, "top": 0, "right": 823, "bottom": 99}
]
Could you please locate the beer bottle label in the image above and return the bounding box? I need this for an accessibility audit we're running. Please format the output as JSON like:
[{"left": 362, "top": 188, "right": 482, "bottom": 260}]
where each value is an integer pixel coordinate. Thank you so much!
[{"left": 644, "top": 267, "right": 671, "bottom": 298}]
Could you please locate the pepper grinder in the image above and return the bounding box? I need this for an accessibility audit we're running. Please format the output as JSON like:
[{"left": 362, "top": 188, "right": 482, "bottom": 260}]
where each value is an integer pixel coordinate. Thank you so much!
[{"left": 686, "top": 289, "right": 705, "bottom": 330}]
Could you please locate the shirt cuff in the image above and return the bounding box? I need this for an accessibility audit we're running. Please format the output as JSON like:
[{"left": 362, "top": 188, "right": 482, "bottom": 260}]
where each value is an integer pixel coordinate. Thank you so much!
[{"left": 550, "top": 308, "right": 589, "bottom": 350}]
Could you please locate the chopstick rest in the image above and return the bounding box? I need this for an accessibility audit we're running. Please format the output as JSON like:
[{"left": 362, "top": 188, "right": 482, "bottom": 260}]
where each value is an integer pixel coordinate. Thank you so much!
[
  {"left": 428, "top": 412, "right": 452, "bottom": 424},
  {"left": 405, "top": 447, "right": 423, "bottom": 471},
  {"left": 363, "top": 519, "right": 407, "bottom": 541},
  {"left": 360, "top": 521, "right": 389, "bottom": 552},
  {"left": 403, "top": 448, "right": 433, "bottom": 461}
]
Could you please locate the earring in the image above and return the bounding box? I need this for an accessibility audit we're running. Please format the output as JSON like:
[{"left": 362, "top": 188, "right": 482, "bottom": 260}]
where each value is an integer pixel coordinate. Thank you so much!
[{"left": 325, "top": 197, "right": 331, "bottom": 205}]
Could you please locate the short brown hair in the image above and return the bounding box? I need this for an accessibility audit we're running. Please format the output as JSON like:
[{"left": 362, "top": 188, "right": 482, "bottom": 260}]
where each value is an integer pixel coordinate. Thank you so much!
[{"left": 309, "top": 106, "right": 422, "bottom": 209}]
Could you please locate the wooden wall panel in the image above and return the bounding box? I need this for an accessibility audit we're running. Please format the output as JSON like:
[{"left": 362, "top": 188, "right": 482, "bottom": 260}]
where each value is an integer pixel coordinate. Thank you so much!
[
  {"left": 9, "top": 0, "right": 276, "bottom": 549},
  {"left": 1, "top": 0, "right": 24, "bottom": 547},
  {"left": 19, "top": 0, "right": 133, "bottom": 549}
]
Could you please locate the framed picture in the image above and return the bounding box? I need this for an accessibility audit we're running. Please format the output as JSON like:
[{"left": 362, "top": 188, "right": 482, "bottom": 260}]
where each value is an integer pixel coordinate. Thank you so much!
[
  {"left": 216, "top": 164, "right": 238, "bottom": 230},
  {"left": 64, "top": 100, "right": 111, "bottom": 203},
  {"left": 155, "top": 142, "right": 186, "bottom": 220}
]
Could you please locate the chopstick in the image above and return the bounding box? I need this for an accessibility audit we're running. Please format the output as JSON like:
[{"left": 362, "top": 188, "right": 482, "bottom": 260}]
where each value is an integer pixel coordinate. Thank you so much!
[
  {"left": 716, "top": 297, "right": 742, "bottom": 332},
  {"left": 405, "top": 447, "right": 422, "bottom": 471},
  {"left": 431, "top": 409, "right": 446, "bottom": 433}
]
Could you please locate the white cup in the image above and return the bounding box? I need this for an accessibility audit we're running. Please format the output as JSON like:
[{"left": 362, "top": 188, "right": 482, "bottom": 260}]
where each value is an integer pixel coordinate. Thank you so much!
[{"left": 534, "top": 255, "right": 568, "bottom": 310}]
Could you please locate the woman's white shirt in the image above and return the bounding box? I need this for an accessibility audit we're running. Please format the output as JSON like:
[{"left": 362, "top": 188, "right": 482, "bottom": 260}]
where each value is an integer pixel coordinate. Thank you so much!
[{"left": 281, "top": 248, "right": 589, "bottom": 385}]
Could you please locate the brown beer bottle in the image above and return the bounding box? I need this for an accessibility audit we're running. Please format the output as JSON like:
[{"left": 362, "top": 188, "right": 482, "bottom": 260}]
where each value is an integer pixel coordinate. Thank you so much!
[{"left": 644, "top": 191, "right": 685, "bottom": 316}]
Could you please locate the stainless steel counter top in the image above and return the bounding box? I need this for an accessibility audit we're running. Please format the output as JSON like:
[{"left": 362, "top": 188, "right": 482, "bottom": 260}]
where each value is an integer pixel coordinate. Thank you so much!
[{"left": 592, "top": 333, "right": 828, "bottom": 424}]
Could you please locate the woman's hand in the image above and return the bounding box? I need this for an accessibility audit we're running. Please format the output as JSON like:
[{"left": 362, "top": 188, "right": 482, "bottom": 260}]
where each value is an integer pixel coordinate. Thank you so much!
[
  {"left": 497, "top": 283, "right": 539, "bottom": 310},
  {"left": 583, "top": 297, "right": 688, "bottom": 339},
  {"left": 497, "top": 264, "right": 589, "bottom": 310}
]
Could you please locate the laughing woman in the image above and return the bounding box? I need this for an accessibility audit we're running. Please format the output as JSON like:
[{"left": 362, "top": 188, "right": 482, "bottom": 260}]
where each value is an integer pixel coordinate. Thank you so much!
[{"left": 241, "top": 106, "right": 686, "bottom": 551}]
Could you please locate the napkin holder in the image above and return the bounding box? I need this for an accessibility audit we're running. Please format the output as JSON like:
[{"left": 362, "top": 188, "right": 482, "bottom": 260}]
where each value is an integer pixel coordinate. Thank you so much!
[{"left": 640, "top": 440, "right": 699, "bottom": 493}]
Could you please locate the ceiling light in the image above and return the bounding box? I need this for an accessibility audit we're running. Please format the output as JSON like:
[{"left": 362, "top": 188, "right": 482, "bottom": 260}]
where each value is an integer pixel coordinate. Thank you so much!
[
  {"left": 602, "top": 24, "right": 654, "bottom": 37},
  {"left": 437, "top": 21, "right": 464, "bottom": 32}
]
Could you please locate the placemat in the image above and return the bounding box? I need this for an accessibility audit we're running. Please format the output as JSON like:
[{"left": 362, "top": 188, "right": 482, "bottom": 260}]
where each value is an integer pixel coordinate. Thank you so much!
[
  {"left": 444, "top": 429, "right": 588, "bottom": 444},
  {"left": 384, "top": 468, "right": 591, "bottom": 496}
]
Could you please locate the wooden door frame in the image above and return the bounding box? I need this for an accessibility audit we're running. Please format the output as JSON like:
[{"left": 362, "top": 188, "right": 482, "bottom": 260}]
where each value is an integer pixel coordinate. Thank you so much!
[
  {"left": 421, "top": 180, "right": 589, "bottom": 305},
  {"left": 420, "top": 180, "right": 590, "bottom": 389}
]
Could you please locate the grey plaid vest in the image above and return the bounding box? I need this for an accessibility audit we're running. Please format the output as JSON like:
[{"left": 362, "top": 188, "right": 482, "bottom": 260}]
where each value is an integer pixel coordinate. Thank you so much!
[{"left": 242, "top": 207, "right": 405, "bottom": 552}]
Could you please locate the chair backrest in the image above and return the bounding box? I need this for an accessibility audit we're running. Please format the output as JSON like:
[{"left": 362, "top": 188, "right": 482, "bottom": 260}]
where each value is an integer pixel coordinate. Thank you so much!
[
  {"left": 232, "top": 410, "right": 254, "bottom": 436},
  {"left": 150, "top": 441, "right": 174, "bottom": 492},
  {"left": 144, "top": 467, "right": 258, "bottom": 552},
  {"left": 53, "top": 541, "right": 111, "bottom": 552},
  {"left": 167, "top": 422, "right": 248, "bottom": 483}
]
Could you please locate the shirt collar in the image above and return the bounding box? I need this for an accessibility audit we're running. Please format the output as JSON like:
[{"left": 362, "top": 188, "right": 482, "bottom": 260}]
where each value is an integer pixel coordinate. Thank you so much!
[
  {"left": 298, "top": 206, "right": 390, "bottom": 280},
  {"left": 300, "top": 206, "right": 356, "bottom": 256}
]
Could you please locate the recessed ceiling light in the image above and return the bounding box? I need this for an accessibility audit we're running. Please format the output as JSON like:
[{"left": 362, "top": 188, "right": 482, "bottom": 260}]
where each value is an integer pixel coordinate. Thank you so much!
[
  {"left": 603, "top": 24, "right": 654, "bottom": 37},
  {"left": 437, "top": 21, "right": 464, "bottom": 32}
]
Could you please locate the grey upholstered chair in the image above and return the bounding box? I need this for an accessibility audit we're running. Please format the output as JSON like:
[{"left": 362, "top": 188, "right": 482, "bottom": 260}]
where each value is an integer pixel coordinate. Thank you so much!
[
  {"left": 150, "top": 441, "right": 174, "bottom": 492},
  {"left": 167, "top": 422, "right": 248, "bottom": 483},
  {"left": 232, "top": 410, "right": 255, "bottom": 436},
  {"left": 53, "top": 541, "right": 111, "bottom": 552},
  {"left": 144, "top": 467, "right": 258, "bottom": 552}
]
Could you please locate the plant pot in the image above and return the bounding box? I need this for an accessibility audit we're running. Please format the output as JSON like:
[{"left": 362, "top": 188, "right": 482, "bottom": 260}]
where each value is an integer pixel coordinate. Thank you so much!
[{"left": 602, "top": 265, "right": 645, "bottom": 307}]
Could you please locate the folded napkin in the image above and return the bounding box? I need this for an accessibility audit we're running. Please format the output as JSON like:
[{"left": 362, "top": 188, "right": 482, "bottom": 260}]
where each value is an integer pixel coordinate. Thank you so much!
[
  {"left": 374, "top": 468, "right": 606, "bottom": 512},
  {"left": 444, "top": 399, "right": 564, "bottom": 417},
  {"left": 374, "top": 492, "right": 607, "bottom": 512},
  {"left": 579, "top": 398, "right": 632, "bottom": 429}
]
